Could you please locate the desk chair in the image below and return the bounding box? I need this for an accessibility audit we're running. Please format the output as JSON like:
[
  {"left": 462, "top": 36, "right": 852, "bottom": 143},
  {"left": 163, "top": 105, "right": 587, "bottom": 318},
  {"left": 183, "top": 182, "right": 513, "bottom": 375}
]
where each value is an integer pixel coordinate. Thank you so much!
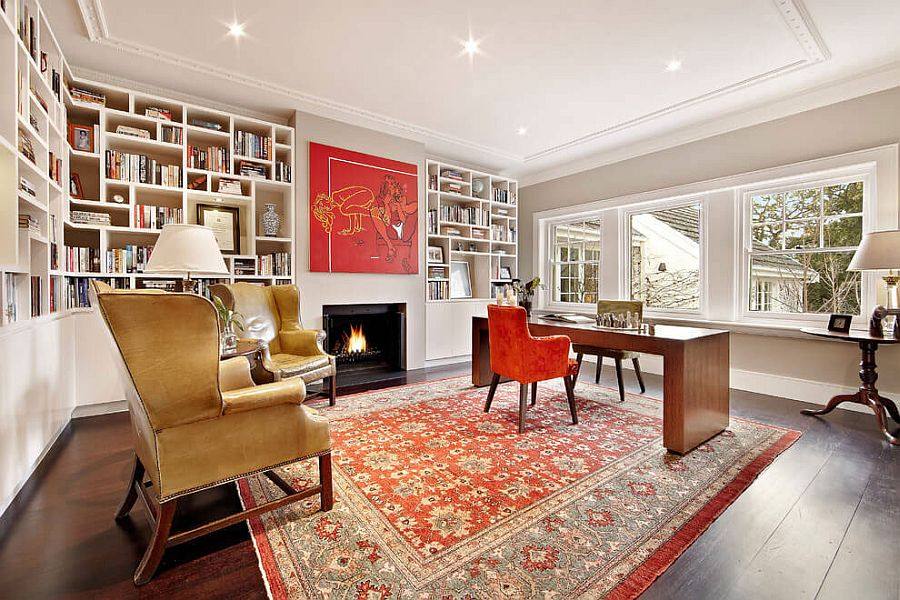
[{"left": 573, "top": 300, "right": 646, "bottom": 402}]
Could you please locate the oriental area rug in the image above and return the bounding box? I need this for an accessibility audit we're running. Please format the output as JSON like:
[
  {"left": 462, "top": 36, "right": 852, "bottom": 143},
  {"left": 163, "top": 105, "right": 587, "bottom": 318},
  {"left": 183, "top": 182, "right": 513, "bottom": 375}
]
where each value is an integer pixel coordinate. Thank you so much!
[{"left": 237, "top": 377, "right": 799, "bottom": 599}]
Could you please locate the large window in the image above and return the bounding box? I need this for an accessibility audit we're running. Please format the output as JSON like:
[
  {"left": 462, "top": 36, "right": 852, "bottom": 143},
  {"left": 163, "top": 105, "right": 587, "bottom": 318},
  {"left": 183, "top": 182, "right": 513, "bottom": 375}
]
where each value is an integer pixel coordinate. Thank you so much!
[
  {"left": 550, "top": 219, "right": 601, "bottom": 304},
  {"left": 629, "top": 203, "right": 702, "bottom": 311},
  {"left": 746, "top": 179, "right": 863, "bottom": 316}
]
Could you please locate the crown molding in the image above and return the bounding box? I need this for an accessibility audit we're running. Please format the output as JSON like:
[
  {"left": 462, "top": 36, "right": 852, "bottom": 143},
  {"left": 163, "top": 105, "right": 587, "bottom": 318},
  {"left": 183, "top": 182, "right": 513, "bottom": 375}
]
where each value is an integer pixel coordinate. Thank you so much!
[
  {"left": 75, "top": 0, "right": 829, "bottom": 169},
  {"left": 518, "top": 60, "right": 900, "bottom": 187}
]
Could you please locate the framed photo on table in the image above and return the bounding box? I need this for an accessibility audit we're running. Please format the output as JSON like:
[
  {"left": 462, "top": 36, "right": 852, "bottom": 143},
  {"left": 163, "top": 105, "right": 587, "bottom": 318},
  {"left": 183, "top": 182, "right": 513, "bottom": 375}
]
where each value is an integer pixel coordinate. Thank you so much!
[
  {"left": 827, "top": 313, "right": 852, "bottom": 334},
  {"left": 197, "top": 204, "right": 240, "bottom": 254}
]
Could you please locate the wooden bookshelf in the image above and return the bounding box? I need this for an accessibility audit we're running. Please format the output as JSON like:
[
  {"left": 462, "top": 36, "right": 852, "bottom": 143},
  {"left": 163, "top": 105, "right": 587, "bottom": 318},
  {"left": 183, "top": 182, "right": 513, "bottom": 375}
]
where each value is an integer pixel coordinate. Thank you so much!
[
  {"left": 0, "top": 0, "right": 296, "bottom": 325},
  {"left": 425, "top": 160, "right": 518, "bottom": 302}
]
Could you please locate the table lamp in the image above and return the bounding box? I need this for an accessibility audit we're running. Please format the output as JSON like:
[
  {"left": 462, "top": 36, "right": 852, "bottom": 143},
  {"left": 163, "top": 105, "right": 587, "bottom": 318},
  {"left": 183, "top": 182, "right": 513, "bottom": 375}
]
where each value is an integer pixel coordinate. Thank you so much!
[
  {"left": 145, "top": 224, "right": 229, "bottom": 293},
  {"left": 848, "top": 228, "right": 900, "bottom": 337}
]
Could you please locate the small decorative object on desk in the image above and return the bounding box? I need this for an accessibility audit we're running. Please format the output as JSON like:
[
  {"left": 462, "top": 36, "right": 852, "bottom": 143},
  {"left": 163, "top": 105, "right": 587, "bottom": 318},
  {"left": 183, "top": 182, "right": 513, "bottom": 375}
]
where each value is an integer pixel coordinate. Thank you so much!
[
  {"left": 213, "top": 295, "right": 244, "bottom": 352},
  {"left": 512, "top": 276, "right": 543, "bottom": 316},
  {"left": 869, "top": 305, "right": 900, "bottom": 338},
  {"left": 827, "top": 313, "right": 852, "bottom": 334},
  {"left": 261, "top": 203, "right": 281, "bottom": 237}
]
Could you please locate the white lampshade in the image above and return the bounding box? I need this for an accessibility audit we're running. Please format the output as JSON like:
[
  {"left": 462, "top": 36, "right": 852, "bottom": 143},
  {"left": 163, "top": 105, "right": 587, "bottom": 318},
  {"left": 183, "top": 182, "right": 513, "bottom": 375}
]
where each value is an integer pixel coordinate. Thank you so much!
[
  {"left": 848, "top": 229, "right": 900, "bottom": 271},
  {"left": 145, "top": 224, "right": 229, "bottom": 276}
]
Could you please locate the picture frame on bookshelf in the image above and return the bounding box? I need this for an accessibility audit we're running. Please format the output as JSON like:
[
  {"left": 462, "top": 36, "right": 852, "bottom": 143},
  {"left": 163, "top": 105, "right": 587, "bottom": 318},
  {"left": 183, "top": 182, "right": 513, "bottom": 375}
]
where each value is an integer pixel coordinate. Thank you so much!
[
  {"left": 69, "top": 174, "right": 84, "bottom": 199},
  {"left": 449, "top": 261, "right": 472, "bottom": 299},
  {"left": 499, "top": 266, "right": 512, "bottom": 280},
  {"left": 68, "top": 123, "right": 94, "bottom": 153},
  {"left": 427, "top": 246, "right": 444, "bottom": 264},
  {"left": 197, "top": 204, "right": 240, "bottom": 255}
]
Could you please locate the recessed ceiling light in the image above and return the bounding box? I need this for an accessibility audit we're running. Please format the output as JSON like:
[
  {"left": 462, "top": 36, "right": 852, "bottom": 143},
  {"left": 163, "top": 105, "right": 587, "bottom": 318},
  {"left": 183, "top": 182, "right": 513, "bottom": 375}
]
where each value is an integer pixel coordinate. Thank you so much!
[
  {"left": 665, "top": 59, "right": 682, "bottom": 72},
  {"left": 228, "top": 22, "right": 245, "bottom": 38},
  {"left": 516, "top": 126, "right": 528, "bottom": 136},
  {"left": 462, "top": 37, "right": 480, "bottom": 57}
]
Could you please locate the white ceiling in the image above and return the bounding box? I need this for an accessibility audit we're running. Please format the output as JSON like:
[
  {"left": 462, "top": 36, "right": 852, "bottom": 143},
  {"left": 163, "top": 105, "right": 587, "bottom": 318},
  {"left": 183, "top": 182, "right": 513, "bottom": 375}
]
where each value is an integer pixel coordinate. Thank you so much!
[{"left": 44, "top": 1, "right": 900, "bottom": 183}]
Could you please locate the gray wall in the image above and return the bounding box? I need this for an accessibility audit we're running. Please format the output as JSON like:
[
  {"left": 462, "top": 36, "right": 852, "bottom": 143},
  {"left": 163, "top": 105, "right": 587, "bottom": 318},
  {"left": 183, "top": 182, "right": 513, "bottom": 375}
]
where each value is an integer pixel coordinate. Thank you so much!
[
  {"left": 292, "top": 111, "right": 428, "bottom": 369},
  {"left": 518, "top": 86, "right": 900, "bottom": 394}
]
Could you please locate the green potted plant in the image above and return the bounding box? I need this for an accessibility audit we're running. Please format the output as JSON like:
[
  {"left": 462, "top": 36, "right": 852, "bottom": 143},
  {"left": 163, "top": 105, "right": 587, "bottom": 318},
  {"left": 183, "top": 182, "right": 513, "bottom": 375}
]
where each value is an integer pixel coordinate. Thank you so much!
[
  {"left": 212, "top": 295, "right": 245, "bottom": 352},
  {"left": 513, "top": 276, "right": 543, "bottom": 316}
]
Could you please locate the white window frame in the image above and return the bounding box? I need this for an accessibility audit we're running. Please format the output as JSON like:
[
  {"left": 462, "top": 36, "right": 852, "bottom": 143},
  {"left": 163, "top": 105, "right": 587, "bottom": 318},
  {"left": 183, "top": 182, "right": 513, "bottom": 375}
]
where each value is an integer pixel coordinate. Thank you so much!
[
  {"left": 546, "top": 215, "right": 603, "bottom": 307},
  {"left": 622, "top": 196, "right": 707, "bottom": 317},
  {"left": 738, "top": 167, "right": 875, "bottom": 324}
]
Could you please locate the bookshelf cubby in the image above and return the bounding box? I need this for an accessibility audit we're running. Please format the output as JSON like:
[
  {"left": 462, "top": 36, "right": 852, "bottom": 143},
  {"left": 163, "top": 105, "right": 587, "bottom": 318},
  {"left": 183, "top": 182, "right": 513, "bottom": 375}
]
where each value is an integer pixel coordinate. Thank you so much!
[
  {"left": 0, "top": 0, "right": 296, "bottom": 326},
  {"left": 425, "top": 160, "right": 518, "bottom": 302}
]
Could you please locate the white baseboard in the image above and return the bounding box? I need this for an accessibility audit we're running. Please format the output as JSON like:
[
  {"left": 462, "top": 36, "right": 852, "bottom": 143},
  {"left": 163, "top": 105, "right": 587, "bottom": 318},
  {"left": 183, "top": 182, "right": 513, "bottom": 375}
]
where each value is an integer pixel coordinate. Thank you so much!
[
  {"left": 424, "top": 355, "right": 470, "bottom": 369},
  {"left": 72, "top": 400, "right": 127, "bottom": 418},
  {"left": 0, "top": 419, "right": 70, "bottom": 520}
]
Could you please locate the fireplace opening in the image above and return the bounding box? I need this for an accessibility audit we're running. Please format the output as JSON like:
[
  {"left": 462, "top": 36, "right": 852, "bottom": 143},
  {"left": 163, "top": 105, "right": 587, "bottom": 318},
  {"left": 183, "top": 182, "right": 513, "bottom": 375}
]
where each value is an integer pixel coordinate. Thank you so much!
[{"left": 323, "top": 303, "right": 406, "bottom": 379}]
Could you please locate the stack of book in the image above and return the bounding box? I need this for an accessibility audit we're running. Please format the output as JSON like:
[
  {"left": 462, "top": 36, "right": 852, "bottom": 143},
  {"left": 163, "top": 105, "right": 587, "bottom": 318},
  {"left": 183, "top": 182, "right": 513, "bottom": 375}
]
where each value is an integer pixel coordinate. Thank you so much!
[
  {"left": 69, "top": 86, "right": 106, "bottom": 107},
  {"left": 106, "top": 150, "right": 181, "bottom": 187},
  {"left": 233, "top": 258, "right": 256, "bottom": 276},
  {"left": 238, "top": 161, "right": 267, "bottom": 179},
  {"left": 134, "top": 204, "right": 182, "bottom": 229},
  {"left": 70, "top": 210, "right": 111, "bottom": 226},
  {"left": 258, "top": 252, "right": 291, "bottom": 276},
  {"left": 66, "top": 246, "right": 100, "bottom": 272},
  {"left": 106, "top": 245, "right": 154, "bottom": 273},
  {"left": 187, "top": 145, "right": 229, "bottom": 173},
  {"left": 441, "top": 169, "right": 464, "bottom": 181},
  {"left": 439, "top": 205, "right": 490, "bottom": 226},
  {"left": 19, "top": 176, "right": 36, "bottom": 197},
  {"left": 274, "top": 161, "right": 291, "bottom": 183},
  {"left": 18, "top": 214, "right": 40, "bottom": 235},
  {"left": 441, "top": 181, "right": 465, "bottom": 194},
  {"left": 234, "top": 130, "right": 271, "bottom": 159},
  {"left": 141, "top": 280, "right": 178, "bottom": 292}
]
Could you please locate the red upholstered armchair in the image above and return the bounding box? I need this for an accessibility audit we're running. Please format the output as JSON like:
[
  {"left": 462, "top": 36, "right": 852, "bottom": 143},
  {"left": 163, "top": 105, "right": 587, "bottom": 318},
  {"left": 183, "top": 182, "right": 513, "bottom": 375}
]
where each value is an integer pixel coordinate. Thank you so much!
[{"left": 485, "top": 304, "right": 580, "bottom": 432}]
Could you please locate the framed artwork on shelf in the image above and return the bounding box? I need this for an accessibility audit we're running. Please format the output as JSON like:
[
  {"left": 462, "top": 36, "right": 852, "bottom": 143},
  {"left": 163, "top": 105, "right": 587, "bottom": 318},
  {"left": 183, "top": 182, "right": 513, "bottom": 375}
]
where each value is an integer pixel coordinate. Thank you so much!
[
  {"left": 309, "top": 142, "right": 418, "bottom": 274},
  {"left": 499, "top": 266, "right": 512, "bottom": 280},
  {"left": 69, "top": 173, "right": 84, "bottom": 199},
  {"left": 450, "top": 261, "right": 472, "bottom": 299},
  {"left": 67, "top": 123, "right": 94, "bottom": 153},
  {"left": 196, "top": 204, "right": 240, "bottom": 255},
  {"left": 827, "top": 313, "right": 852, "bottom": 333},
  {"left": 427, "top": 246, "right": 444, "bottom": 264}
]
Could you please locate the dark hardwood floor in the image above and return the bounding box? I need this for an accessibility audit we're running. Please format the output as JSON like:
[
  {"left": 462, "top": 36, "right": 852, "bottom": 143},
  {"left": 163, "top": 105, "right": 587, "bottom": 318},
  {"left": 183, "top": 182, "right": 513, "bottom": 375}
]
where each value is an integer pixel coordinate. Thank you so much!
[{"left": 0, "top": 362, "right": 896, "bottom": 599}]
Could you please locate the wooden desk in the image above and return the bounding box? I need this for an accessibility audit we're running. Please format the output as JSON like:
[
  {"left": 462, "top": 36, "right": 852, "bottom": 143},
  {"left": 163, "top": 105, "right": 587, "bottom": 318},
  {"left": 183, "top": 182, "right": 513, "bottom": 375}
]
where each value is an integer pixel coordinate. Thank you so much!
[
  {"left": 471, "top": 316, "right": 730, "bottom": 454},
  {"left": 800, "top": 328, "right": 899, "bottom": 445}
]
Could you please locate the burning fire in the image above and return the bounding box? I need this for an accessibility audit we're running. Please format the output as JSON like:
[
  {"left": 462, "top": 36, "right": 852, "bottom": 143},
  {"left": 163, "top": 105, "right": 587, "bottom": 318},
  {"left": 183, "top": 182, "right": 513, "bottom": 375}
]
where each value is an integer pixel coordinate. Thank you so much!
[{"left": 343, "top": 324, "right": 367, "bottom": 354}]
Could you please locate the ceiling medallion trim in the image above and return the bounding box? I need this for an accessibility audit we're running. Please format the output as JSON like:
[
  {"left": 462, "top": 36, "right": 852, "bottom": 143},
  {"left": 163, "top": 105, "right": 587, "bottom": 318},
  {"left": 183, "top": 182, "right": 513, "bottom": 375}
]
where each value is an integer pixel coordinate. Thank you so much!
[{"left": 75, "top": 0, "right": 829, "bottom": 166}]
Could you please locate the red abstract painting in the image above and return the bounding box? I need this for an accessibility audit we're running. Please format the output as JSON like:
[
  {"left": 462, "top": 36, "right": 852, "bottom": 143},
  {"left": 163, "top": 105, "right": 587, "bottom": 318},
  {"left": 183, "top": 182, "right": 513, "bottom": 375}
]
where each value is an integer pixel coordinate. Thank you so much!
[{"left": 309, "top": 143, "right": 419, "bottom": 274}]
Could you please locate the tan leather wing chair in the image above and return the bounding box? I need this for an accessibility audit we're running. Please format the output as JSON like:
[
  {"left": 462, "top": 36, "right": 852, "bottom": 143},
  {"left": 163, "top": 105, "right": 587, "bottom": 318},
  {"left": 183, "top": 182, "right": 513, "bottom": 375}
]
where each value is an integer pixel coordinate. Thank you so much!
[
  {"left": 90, "top": 281, "right": 333, "bottom": 585},
  {"left": 210, "top": 283, "right": 338, "bottom": 405}
]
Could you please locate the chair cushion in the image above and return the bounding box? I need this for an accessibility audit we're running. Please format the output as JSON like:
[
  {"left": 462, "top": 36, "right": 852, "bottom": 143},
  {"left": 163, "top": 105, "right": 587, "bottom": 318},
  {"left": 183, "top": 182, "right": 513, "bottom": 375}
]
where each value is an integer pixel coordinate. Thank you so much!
[
  {"left": 270, "top": 353, "right": 336, "bottom": 382},
  {"left": 572, "top": 344, "right": 639, "bottom": 360}
]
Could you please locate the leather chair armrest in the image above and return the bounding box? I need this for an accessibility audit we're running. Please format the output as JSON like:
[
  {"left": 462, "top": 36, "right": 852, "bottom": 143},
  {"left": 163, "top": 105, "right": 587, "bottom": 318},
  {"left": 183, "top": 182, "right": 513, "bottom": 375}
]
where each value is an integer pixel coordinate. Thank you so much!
[
  {"left": 222, "top": 378, "right": 306, "bottom": 415},
  {"left": 279, "top": 328, "right": 329, "bottom": 357},
  {"left": 219, "top": 357, "right": 255, "bottom": 392}
]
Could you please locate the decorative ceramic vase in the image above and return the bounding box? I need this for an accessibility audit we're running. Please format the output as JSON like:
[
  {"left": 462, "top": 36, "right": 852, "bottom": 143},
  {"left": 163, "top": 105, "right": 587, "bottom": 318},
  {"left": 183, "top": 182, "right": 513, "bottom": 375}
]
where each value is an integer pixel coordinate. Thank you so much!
[
  {"left": 221, "top": 323, "right": 238, "bottom": 352},
  {"left": 261, "top": 203, "right": 280, "bottom": 237}
]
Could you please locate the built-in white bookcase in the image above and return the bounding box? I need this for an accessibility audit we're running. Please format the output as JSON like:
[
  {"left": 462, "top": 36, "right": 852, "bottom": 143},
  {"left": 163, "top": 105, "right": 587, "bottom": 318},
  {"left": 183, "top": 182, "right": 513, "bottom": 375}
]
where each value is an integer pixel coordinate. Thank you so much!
[
  {"left": 425, "top": 159, "right": 518, "bottom": 302},
  {"left": 0, "top": 0, "right": 297, "bottom": 327}
]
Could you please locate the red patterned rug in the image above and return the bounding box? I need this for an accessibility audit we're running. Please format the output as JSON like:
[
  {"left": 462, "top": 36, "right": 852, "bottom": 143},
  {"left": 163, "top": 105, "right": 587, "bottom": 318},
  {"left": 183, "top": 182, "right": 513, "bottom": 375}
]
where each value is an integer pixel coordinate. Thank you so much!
[{"left": 238, "top": 377, "right": 799, "bottom": 599}]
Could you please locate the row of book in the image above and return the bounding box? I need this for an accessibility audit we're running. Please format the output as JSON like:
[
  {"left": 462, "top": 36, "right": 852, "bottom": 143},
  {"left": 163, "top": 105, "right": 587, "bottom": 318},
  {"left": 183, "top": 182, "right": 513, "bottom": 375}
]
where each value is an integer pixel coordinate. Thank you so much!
[
  {"left": 435, "top": 206, "right": 491, "bottom": 226},
  {"left": 48, "top": 152, "right": 63, "bottom": 186},
  {"left": 160, "top": 125, "right": 183, "bottom": 144},
  {"left": 274, "top": 161, "right": 292, "bottom": 183},
  {"left": 134, "top": 204, "right": 182, "bottom": 230},
  {"left": 491, "top": 225, "right": 518, "bottom": 242},
  {"left": 234, "top": 130, "right": 271, "bottom": 160},
  {"left": 492, "top": 187, "right": 516, "bottom": 204},
  {"left": 427, "top": 280, "right": 450, "bottom": 301},
  {"left": 66, "top": 277, "right": 91, "bottom": 309},
  {"left": 18, "top": 214, "right": 39, "bottom": 235},
  {"left": 107, "top": 245, "right": 154, "bottom": 274},
  {"left": 106, "top": 150, "right": 182, "bottom": 187},
  {"left": 66, "top": 246, "right": 101, "bottom": 273},
  {"left": 30, "top": 275, "right": 41, "bottom": 317},
  {"left": 257, "top": 253, "right": 291, "bottom": 276},
  {"left": 187, "top": 144, "right": 229, "bottom": 173}
]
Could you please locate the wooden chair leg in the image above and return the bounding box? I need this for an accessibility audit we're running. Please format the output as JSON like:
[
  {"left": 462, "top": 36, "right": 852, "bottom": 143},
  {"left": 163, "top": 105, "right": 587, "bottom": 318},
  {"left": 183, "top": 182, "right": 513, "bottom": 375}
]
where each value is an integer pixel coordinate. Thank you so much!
[
  {"left": 530, "top": 381, "right": 537, "bottom": 406},
  {"left": 133, "top": 499, "right": 177, "bottom": 586},
  {"left": 115, "top": 455, "right": 144, "bottom": 521},
  {"left": 633, "top": 357, "right": 646, "bottom": 393},
  {"left": 484, "top": 373, "right": 500, "bottom": 412},
  {"left": 518, "top": 383, "right": 528, "bottom": 433},
  {"left": 614, "top": 358, "right": 625, "bottom": 402},
  {"left": 563, "top": 375, "right": 579, "bottom": 425},
  {"left": 595, "top": 356, "right": 603, "bottom": 384},
  {"left": 575, "top": 353, "right": 584, "bottom": 382},
  {"left": 319, "top": 453, "right": 334, "bottom": 511},
  {"left": 328, "top": 375, "right": 337, "bottom": 406}
]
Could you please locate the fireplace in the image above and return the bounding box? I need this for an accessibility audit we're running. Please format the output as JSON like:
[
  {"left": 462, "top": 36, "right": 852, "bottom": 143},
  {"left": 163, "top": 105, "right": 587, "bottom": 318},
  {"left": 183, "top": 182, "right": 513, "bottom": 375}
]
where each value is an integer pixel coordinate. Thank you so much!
[{"left": 322, "top": 303, "right": 406, "bottom": 379}]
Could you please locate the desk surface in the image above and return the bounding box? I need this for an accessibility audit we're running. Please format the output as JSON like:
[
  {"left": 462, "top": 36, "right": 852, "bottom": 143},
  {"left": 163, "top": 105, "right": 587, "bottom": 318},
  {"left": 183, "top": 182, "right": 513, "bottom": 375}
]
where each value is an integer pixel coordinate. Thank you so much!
[
  {"left": 473, "top": 315, "right": 727, "bottom": 343},
  {"left": 800, "top": 327, "right": 900, "bottom": 344}
]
